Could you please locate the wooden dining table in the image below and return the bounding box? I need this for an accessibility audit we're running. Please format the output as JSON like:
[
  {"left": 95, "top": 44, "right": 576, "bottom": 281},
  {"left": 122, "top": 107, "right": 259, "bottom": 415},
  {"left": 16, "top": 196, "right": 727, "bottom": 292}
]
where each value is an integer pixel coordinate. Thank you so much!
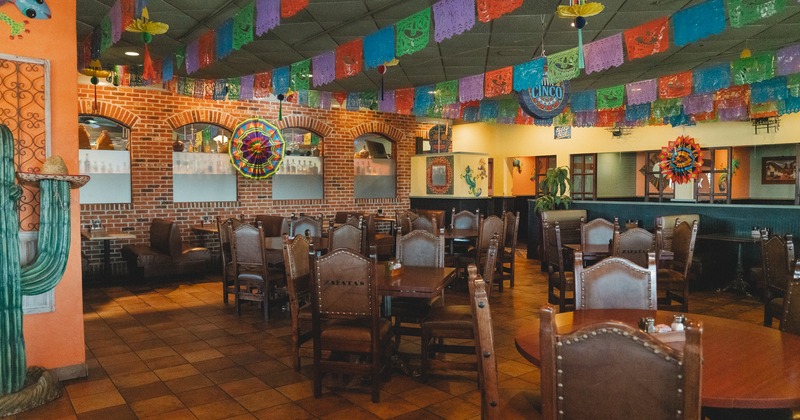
[
  {"left": 564, "top": 243, "right": 674, "bottom": 264},
  {"left": 514, "top": 309, "right": 800, "bottom": 409}
]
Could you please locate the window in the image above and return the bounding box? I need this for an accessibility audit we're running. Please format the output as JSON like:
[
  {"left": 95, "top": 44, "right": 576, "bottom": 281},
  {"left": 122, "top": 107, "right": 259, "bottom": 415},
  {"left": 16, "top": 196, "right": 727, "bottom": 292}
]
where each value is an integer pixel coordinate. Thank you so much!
[
  {"left": 570, "top": 153, "right": 597, "bottom": 201},
  {"left": 273, "top": 128, "right": 324, "bottom": 200},
  {"left": 172, "top": 123, "right": 236, "bottom": 202},
  {"left": 641, "top": 150, "right": 675, "bottom": 202},
  {"left": 696, "top": 147, "right": 732, "bottom": 204},
  {"left": 534, "top": 155, "right": 557, "bottom": 196},
  {"left": 78, "top": 115, "right": 132, "bottom": 204},
  {"left": 354, "top": 134, "right": 396, "bottom": 199}
]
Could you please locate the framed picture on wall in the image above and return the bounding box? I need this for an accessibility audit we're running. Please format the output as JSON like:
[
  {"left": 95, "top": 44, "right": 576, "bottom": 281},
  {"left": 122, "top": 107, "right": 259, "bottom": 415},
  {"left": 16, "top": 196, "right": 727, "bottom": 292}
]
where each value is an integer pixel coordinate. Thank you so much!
[{"left": 762, "top": 156, "right": 797, "bottom": 184}]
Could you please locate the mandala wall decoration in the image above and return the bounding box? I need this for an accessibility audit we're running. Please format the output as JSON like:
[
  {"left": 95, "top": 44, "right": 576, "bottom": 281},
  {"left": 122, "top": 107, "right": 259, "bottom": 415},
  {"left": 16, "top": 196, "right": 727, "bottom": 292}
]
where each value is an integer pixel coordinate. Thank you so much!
[
  {"left": 658, "top": 135, "right": 704, "bottom": 184},
  {"left": 229, "top": 118, "right": 285, "bottom": 179}
]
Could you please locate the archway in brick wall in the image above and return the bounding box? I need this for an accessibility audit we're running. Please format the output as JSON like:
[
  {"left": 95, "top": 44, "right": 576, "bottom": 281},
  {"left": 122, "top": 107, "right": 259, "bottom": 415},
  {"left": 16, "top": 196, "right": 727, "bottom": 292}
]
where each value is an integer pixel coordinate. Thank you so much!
[
  {"left": 348, "top": 122, "right": 404, "bottom": 144},
  {"left": 165, "top": 109, "right": 237, "bottom": 131},
  {"left": 78, "top": 100, "right": 140, "bottom": 128},
  {"left": 277, "top": 116, "right": 333, "bottom": 138}
]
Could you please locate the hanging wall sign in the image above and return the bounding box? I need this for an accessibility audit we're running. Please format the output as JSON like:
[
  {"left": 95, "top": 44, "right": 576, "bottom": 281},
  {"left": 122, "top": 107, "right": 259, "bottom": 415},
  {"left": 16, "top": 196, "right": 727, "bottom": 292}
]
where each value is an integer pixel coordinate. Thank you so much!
[
  {"left": 229, "top": 118, "right": 285, "bottom": 179},
  {"left": 519, "top": 80, "right": 570, "bottom": 119}
]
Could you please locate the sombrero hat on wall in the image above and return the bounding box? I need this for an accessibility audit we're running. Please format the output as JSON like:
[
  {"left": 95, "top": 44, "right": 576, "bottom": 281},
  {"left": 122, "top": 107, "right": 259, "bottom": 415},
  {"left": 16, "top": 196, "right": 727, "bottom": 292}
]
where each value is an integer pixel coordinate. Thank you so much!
[{"left": 17, "top": 155, "right": 90, "bottom": 189}]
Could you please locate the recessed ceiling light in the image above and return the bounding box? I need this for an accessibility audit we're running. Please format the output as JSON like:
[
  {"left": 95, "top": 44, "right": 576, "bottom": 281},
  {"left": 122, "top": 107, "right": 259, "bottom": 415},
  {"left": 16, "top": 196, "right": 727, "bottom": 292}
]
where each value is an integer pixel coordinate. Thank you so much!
[{"left": 124, "top": 51, "right": 140, "bottom": 57}]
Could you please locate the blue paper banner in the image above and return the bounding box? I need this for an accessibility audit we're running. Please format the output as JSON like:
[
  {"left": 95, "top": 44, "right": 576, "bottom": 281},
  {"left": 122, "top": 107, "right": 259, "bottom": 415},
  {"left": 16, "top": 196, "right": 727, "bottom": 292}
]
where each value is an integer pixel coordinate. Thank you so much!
[
  {"left": 463, "top": 105, "right": 479, "bottom": 122},
  {"left": 216, "top": 19, "right": 234, "bottom": 59},
  {"left": 693, "top": 64, "right": 731, "bottom": 94},
  {"left": 779, "top": 95, "right": 800, "bottom": 115},
  {"left": 298, "top": 90, "right": 309, "bottom": 107},
  {"left": 513, "top": 58, "right": 545, "bottom": 92},
  {"left": 479, "top": 100, "right": 499, "bottom": 121},
  {"left": 534, "top": 118, "right": 553, "bottom": 127},
  {"left": 162, "top": 55, "right": 174, "bottom": 82},
  {"left": 625, "top": 103, "right": 651, "bottom": 122},
  {"left": 272, "top": 66, "right": 290, "bottom": 95},
  {"left": 364, "top": 26, "right": 395, "bottom": 69},
  {"left": 672, "top": 0, "right": 726, "bottom": 47},
  {"left": 414, "top": 85, "right": 434, "bottom": 116},
  {"left": 751, "top": 77, "right": 788, "bottom": 103},
  {"left": 213, "top": 79, "right": 227, "bottom": 100},
  {"left": 570, "top": 90, "right": 596, "bottom": 112},
  {"left": 347, "top": 92, "right": 361, "bottom": 111}
]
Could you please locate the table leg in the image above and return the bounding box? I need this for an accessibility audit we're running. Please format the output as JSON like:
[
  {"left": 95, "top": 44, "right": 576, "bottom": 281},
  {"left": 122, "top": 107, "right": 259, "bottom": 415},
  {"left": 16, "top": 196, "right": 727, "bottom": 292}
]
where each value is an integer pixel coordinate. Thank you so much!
[{"left": 718, "top": 243, "right": 751, "bottom": 295}]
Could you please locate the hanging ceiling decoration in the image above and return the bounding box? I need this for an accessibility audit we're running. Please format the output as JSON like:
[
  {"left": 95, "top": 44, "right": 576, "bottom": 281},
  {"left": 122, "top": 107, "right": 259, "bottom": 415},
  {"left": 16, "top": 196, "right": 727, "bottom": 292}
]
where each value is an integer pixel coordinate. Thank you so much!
[
  {"left": 556, "top": 0, "right": 605, "bottom": 69},
  {"left": 125, "top": 6, "right": 169, "bottom": 81},
  {"left": 658, "top": 135, "right": 704, "bottom": 184},
  {"left": 79, "top": 59, "right": 111, "bottom": 111},
  {"left": 229, "top": 118, "right": 285, "bottom": 179}
]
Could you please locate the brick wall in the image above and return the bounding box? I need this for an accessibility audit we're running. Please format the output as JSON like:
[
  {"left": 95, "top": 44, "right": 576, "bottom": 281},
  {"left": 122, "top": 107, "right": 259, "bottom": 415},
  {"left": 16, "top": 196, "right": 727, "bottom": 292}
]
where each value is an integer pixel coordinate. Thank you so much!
[{"left": 78, "top": 84, "right": 433, "bottom": 274}]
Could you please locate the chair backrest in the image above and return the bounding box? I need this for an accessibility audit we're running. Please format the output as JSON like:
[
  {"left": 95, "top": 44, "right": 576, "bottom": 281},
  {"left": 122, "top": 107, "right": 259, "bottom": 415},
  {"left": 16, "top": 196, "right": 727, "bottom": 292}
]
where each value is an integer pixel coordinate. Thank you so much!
[
  {"left": 329, "top": 223, "right": 364, "bottom": 254},
  {"left": 656, "top": 214, "right": 700, "bottom": 251},
  {"left": 283, "top": 234, "right": 313, "bottom": 314},
  {"left": 150, "top": 218, "right": 181, "bottom": 257},
  {"left": 477, "top": 215, "right": 505, "bottom": 254},
  {"left": 346, "top": 214, "right": 363, "bottom": 228},
  {"left": 396, "top": 228, "right": 445, "bottom": 267},
  {"left": 230, "top": 221, "right": 267, "bottom": 269},
  {"left": 411, "top": 215, "right": 438, "bottom": 234},
  {"left": 216, "top": 217, "right": 244, "bottom": 263},
  {"left": 541, "top": 210, "right": 586, "bottom": 245},
  {"left": 539, "top": 304, "right": 702, "bottom": 420},
  {"left": 670, "top": 220, "right": 699, "bottom": 277},
  {"left": 312, "top": 248, "right": 376, "bottom": 319},
  {"left": 452, "top": 208, "right": 480, "bottom": 230},
  {"left": 762, "top": 234, "right": 795, "bottom": 295},
  {"left": 543, "top": 221, "right": 567, "bottom": 276},
  {"left": 581, "top": 217, "right": 614, "bottom": 247},
  {"left": 574, "top": 252, "right": 658, "bottom": 310},
  {"left": 502, "top": 211, "right": 520, "bottom": 249},
  {"left": 254, "top": 214, "right": 288, "bottom": 237},
  {"left": 782, "top": 264, "right": 800, "bottom": 335},
  {"left": 482, "top": 235, "right": 500, "bottom": 298},
  {"left": 612, "top": 227, "right": 655, "bottom": 268},
  {"left": 396, "top": 210, "right": 416, "bottom": 234},
  {"left": 467, "top": 266, "right": 500, "bottom": 420},
  {"left": 291, "top": 216, "right": 322, "bottom": 237},
  {"left": 415, "top": 209, "right": 445, "bottom": 230}
]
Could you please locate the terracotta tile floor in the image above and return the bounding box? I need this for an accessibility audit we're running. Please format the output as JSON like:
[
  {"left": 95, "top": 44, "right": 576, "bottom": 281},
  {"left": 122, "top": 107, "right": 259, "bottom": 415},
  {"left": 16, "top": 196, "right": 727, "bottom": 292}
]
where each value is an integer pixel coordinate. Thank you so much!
[{"left": 1, "top": 252, "right": 783, "bottom": 420}]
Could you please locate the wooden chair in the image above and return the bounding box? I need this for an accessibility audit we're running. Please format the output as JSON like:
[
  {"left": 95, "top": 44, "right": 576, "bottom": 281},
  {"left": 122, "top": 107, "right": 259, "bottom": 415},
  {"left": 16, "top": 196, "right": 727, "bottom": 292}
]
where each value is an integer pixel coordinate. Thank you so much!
[
  {"left": 396, "top": 210, "right": 417, "bottom": 234},
  {"left": 458, "top": 215, "right": 504, "bottom": 289},
  {"left": 392, "top": 228, "right": 446, "bottom": 344},
  {"left": 254, "top": 215, "right": 288, "bottom": 268},
  {"left": 229, "top": 221, "right": 272, "bottom": 319},
  {"left": 411, "top": 215, "right": 437, "bottom": 234},
  {"left": 658, "top": 220, "right": 698, "bottom": 312},
  {"left": 216, "top": 216, "right": 244, "bottom": 304},
  {"left": 421, "top": 239, "right": 497, "bottom": 382},
  {"left": 450, "top": 207, "right": 480, "bottom": 255},
  {"left": 539, "top": 304, "right": 702, "bottom": 420},
  {"left": 574, "top": 252, "right": 658, "bottom": 310},
  {"left": 365, "top": 213, "right": 394, "bottom": 260},
  {"left": 540, "top": 210, "right": 586, "bottom": 270},
  {"left": 580, "top": 217, "right": 615, "bottom": 265},
  {"left": 611, "top": 226, "right": 656, "bottom": 268},
  {"left": 762, "top": 233, "right": 795, "bottom": 327},
  {"left": 311, "top": 248, "right": 392, "bottom": 403},
  {"left": 499, "top": 211, "right": 520, "bottom": 288},
  {"left": 544, "top": 221, "right": 574, "bottom": 312},
  {"left": 415, "top": 209, "right": 446, "bottom": 231},
  {"left": 328, "top": 223, "right": 363, "bottom": 254},
  {"left": 655, "top": 214, "right": 700, "bottom": 252},
  {"left": 291, "top": 215, "right": 323, "bottom": 237},
  {"left": 282, "top": 234, "right": 314, "bottom": 371},
  {"left": 471, "top": 269, "right": 501, "bottom": 420},
  {"left": 781, "top": 264, "right": 800, "bottom": 335}
]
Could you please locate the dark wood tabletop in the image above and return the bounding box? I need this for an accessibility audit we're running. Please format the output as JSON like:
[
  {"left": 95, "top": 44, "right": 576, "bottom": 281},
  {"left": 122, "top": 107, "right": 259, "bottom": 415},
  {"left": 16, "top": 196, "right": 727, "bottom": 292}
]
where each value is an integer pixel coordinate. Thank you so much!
[
  {"left": 376, "top": 265, "right": 455, "bottom": 299},
  {"left": 515, "top": 309, "right": 800, "bottom": 409},
  {"left": 697, "top": 233, "right": 762, "bottom": 244},
  {"left": 191, "top": 224, "right": 219, "bottom": 234},
  {"left": 444, "top": 228, "right": 479, "bottom": 239},
  {"left": 264, "top": 235, "right": 327, "bottom": 251}
]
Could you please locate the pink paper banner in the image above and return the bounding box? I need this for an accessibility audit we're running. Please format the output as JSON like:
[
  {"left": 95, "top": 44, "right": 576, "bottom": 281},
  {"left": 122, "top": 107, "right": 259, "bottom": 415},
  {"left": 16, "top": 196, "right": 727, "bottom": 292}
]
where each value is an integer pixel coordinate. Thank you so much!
[
  {"left": 625, "top": 79, "right": 657, "bottom": 105},
  {"left": 312, "top": 51, "right": 335, "bottom": 87},
  {"left": 110, "top": 1, "right": 122, "bottom": 43},
  {"left": 583, "top": 33, "right": 624, "bottom": 75},
  {"left": 682, "top": 94, "right": 714, "bottom": 115},
  {"left": 459, "top": 74, "right": 484, "bottom": 102},
  {"left": 433, "top": 0, "right": 476, "bottom": 43},
  {"left": 777, "top": 43, "right": 800, "bottom": 76},
  {"left": 255, "top": 0, "right": 280, "bottom": 36}
]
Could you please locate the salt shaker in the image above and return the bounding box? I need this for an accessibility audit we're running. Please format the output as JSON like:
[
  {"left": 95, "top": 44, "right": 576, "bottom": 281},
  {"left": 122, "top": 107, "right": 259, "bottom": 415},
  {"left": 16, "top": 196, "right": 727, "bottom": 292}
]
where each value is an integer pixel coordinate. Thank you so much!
[
  {"left": 671, "top": 315, "right": 685, "bottom": 332},
  {"left": 639, "top": 317, "right": 656, "bottom": 333}
]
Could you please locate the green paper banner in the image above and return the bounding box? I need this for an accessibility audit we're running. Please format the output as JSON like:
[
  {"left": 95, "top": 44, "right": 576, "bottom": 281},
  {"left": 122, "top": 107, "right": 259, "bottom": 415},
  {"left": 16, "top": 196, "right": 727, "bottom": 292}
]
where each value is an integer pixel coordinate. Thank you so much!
[
  {"left": 596, "top": 85, "right": 625, "bottom": 110},
  {"left": 233, "top": 2, "right": 255, "bottom": 50},
  {"left": 308, "top": 90, "right": 320, "bottom": 108},
  {"left": 176, "top": 46, "right": 186, "bottom": 69},
  {"left": 728, "top": 0, "right": 786, "bottom": 28},
  {"left": 651, "top": 98, "right": 682, "bottom": 119},
  {"left": 788, "top": 74, "right": 800, "bottom": 97},
  {"left": 553, "top": 110, "right": 574, "bottom": 126},
  {"left": 100, "top": 15, "right": 113, "bottom": 53},
  {"left": 396, "top": 8, "right": 431, "bottom": 57},
  {"left": 732, "top": 53, "right": 775, "bottom": 85},
  {"left": 227, "top": 78, "right": 241, "bottom": 100},
  {"left": 290, "top": 59, "right": 311, "bottom": 91},
  {"left": 361, "top": 91, "right": 378, "bottom": 110},
  {"left": 547, "top": 48, "right": 580, "bottom": 84},
  {"left": 498, "top": 99, "right": 518, "bottom": 119},
  {"left": 435, "top": 80, "right": 458, "bottom": 107}
]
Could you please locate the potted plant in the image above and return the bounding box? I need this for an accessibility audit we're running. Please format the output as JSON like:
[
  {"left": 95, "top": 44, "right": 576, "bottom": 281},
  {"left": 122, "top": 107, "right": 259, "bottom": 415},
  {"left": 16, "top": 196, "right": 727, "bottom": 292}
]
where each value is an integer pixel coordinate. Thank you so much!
[{"left": 534, "top": 166, "right": 573, "bottom": 214}]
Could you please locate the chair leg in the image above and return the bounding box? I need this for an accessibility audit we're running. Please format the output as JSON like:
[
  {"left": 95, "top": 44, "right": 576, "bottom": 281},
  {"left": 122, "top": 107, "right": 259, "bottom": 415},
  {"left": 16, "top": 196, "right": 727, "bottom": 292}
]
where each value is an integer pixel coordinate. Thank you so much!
[
  {"left": 764, "top": 308, "right": 773, "bottom": 327},
  {"left": 509, "top": 258, "right": 515, "bottom": 288},
  {"left": 222, "top": 276, "right": 229, "bottom": 304},
  {"left": 421, "top": 327, "right": 431, "bottom": 381}
]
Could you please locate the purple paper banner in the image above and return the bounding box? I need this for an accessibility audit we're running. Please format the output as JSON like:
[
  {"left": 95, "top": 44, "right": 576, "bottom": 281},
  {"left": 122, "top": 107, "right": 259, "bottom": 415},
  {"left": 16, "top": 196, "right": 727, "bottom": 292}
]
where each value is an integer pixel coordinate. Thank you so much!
[
  {"left": 185, "top": 39, "right": 200, "bottom": 74},
  {"left": 459, "top": 74, "right": 484, "bottom": 102},
  {"left": 379, "top": 90, "right": 396, "bottom": 113},
  {"left": 718, "top": 105, "right": 748, "bottom": 121},
  {"left": 312, "top": 51, "right": 336, "bottom": 87},
  {"left": 240, "top": 74, "right": 254, "bottom": 100},
  {"left": 682, "top": 94, "right": 714, "bottom": 115},
  {"left": 433, "top": 0, "right": 476, "bottom": 43},
  {"left": 573, "top": 110, "right": 598, "bottom": 127},
  {"left": 625, "top": 79, "right": 657, "bottom": 105},
  {"left": 110, "top": 1, "right": 122, "bottom": 43},
  {"left": 256, "top": 0, "right": 280, "bottom": 36},
  {"left": 442, "top": 103, "right": 461, "bottom": 119},
  {"left": 583, "top": 33, "right": 624, "bottom": 75},
  {"left": 320, "top": 91, "right": 332, "bottom": 110},
  {"left": 777, "top": 43, "right": 800, "bottom": 76}
]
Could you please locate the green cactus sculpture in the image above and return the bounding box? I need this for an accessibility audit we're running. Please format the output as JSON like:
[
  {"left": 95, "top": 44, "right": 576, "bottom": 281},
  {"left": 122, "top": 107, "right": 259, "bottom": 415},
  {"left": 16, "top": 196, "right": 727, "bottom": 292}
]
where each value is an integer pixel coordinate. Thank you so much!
[{"left": 0, "top": 124, "right": 73, "bottom": 405}]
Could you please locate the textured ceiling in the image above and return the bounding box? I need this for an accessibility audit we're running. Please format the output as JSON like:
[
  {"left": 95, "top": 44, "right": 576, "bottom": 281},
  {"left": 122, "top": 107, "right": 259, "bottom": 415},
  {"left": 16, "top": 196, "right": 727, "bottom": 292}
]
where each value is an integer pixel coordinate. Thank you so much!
[{"left": 76, "top": 0, "right": 800, "bottom": 93}]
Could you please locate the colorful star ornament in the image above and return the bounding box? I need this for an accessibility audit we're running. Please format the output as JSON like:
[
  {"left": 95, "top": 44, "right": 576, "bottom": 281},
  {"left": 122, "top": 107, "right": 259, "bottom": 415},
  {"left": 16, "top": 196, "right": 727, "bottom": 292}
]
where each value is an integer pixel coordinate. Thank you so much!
[
  {"left": 658, "top": 135, "right": 704, "bottom": 184},
  {"left": 228, "top": 118, "right": 285, "bottom": 179},
  {"left": 125, "top": 6, "right": 169, "bottom": 82},
  {"left": 556, "top": 0, "right": 605, "bottom": 69}
]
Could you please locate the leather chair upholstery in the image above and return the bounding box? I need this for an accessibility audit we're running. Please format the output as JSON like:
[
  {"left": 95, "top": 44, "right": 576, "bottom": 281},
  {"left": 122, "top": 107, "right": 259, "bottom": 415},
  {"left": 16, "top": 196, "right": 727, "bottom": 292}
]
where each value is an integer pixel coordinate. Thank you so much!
[
  {"left": 459, "top": 215, "right": 504, "bottom": 290},
  {"left": 414, "top": 209, "right": 445, "bottom": 231},
  {"left": 781, "top": 265, "right": 800, "bottom": 335},
  {"left": 121, "top": 218, "right": 211, "bottom": 279},
  {"left": 328, "top": 223, "right": 364, "bottom": 254},
  {"left": 290, "top": 216, "right": 323, "bottom": 237},
  {"left": 411, "top": 215, "right": 437, "bottom": 234},
  {"left": 762, "top": 233, "right": 795, "bottom": 327},
  {"left": 230, "top": 222, "right": 273, "bottom": 319},
  {"left": 655, "top": 214, "right": 700, "bottom": 251},
  {"left": 312, "top": 249, "right": 392, "bottom": 403},
  {"left": 581, "top": 217, "right": 615, "bottom": 250},
  {"left": 539, "top": 304, "right": 702, "bottom": 420},
  {"left": 540, "top": 210, "right": 586, "bottom": 267},
  {"left": 282, "top": 234, "right": 314, "bottom": 371},
  {"left": 451, "top": 208, "right": 480, "bottom": 259},
  {"left": 612, "top": 227, "right": 656, "bottom": 268},
  {"left": 574, "top": 252, "right": 658, "bottom": 310},
  {"left": 216, "top": 217, "right": 244, "bottom": 303},
  {"left": 544, "top": 222, "right": 574, "bottom": 312}
]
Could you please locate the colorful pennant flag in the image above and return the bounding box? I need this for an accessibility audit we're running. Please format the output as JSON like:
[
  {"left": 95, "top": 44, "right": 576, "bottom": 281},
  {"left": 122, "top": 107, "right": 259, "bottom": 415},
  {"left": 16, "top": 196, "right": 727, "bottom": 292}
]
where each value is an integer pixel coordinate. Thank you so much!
[
  {"left": 290, "top": 59, "right": 311, "bottom": 91},
  {"left": 364, "top": 26, "right": 395, "bottom": 69},
  {"left": 459, "top": 74, "right": 484, "bottom": 102},
  {"left": 583, "top": 33, "right": 624, "bottom": 75},
  {"left": 433, "top": 0, "right": 476, "bottom": 43},
  {"left": 623, "top": 17, "right": 669, "bottom": 60},
  {"left": 233, "top": 3, "right": 255, "bottom": 50},
  {"left": 728, "top": 0, "right": 786, "bottom": 28},
  {"left": 596, "top": 85, "right": 624, "bottom": 110},
  {"left": 312, "top": 51, "right": 336, "bottom": 87},
  {"left": 484, "top": 66, "right": 513, "bottom": 97},
  {"left": 282, "top": 0, "right": 309, "bottom": 18},
  {"left": 547, "top": 48, "right": 580, "bottom": 84},
  {"left": 658, "top": 72, "right": 693, "bottom": 99},
  {"left": 672, "top": 0, "right": 726, "bottom": 47},
  {"left": 336, "top": 39, "right": 363, "bottom": 79},
  {"left": 513, "top": 58, "right": 545, "bottom": 92},
  {"left": 255, "top": 0, "right": 280, "bottom": 36},
  {"left": 396, "top": 8, "right": 431, "bottom": 57},
  {"left": 476, "top": 0, "right": 522, "bottom": 23},
  {"left": 732, "top": 52, "right": 775, "bottom": 85}
]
